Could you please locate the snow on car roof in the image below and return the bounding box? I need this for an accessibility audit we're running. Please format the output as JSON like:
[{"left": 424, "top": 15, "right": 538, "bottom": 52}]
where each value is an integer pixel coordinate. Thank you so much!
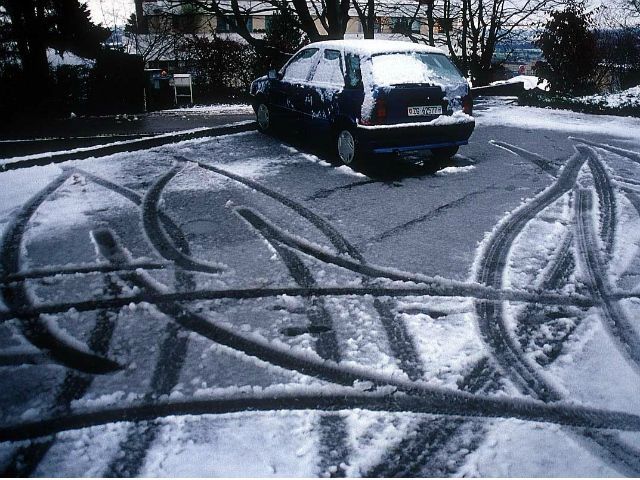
[{"left": 309, "top": 39, "right": 446, "bottom": 56}]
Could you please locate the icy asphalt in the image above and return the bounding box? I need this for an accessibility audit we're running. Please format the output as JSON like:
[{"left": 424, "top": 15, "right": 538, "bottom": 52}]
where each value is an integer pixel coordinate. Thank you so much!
[{"left": 1, "top": 98, "right": 640, "bottom": 476}]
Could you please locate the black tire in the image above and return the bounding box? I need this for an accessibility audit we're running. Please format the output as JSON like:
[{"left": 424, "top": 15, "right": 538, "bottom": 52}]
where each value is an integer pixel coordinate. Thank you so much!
[
  {"left": 255, "top": 101, "right": 273, "bottom": 133},
  {"left": 335, "top": 128, "right": 365, "bottom": 167},
  {"left": 431, "top": 146, "right": 459, "bottom": 160}
]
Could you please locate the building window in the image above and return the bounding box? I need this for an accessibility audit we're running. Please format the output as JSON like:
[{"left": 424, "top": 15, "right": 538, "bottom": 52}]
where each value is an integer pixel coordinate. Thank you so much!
[
  {"left": 436, "top": 18, "right": 453, "bottom": 33},
  {"left": 173, "top": 14, "right": 198, "bottom": 33},
  {"left": 216, "top": 16, "right": 253, "bottom": 33},
  {"left": 389, "top": 17, "right": 421, "bottom": 34}
]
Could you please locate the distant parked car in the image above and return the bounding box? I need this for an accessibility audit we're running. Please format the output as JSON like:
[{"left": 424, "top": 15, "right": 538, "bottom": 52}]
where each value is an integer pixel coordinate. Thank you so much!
[{"left": 250, "top": 40, "right": 475, "bottom": 166}]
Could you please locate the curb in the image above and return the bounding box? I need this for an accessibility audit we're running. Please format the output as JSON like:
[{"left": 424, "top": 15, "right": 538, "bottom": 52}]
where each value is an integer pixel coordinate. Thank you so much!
[{"left": 1, "top": 121, "right": 258, "bottom": 172}]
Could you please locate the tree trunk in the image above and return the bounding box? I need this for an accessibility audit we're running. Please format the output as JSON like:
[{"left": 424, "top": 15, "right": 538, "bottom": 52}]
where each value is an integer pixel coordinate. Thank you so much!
[
  {"left": 134, "top": 0, "right": 148, "bottom": 33},
  {"left": 365, "top": 0, "right": 375, "bottom": 39},
  {"left": 426, "top": 0, "right": 435, "bottom": 47}
]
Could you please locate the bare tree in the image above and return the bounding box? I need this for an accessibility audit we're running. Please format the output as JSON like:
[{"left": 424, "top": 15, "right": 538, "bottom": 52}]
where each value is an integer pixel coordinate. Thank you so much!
[
  {"left": 171, "top": 0, "right": 351, "bottom": 47},
  {"left": 429, "top": 0, "right": 563, "bottom": 85},
  {"left": 351, "top": 0, "right": 375, "bottom": 39}
]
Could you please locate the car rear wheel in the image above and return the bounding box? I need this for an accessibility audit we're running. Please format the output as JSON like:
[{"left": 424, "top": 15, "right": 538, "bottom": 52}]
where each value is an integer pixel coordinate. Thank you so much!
[
  {"left": 337, "top": 129, "right": 361, "bottom": 167},
  {"left": 431, "top": 146, "right": 459, "bottom": 160},
  {"left": 256, "top": 102, "right": 272, "bottom": 133}
]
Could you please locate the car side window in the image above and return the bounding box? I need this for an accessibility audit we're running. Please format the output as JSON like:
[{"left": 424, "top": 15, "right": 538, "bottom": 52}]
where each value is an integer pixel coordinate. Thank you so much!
[
  {"left": 344, "top": 53, "right": 362, "bottom": 89},
  {"left": 282, "top": 48, "right": 320, "bottom": 82},
  {"left": 309, "top": 49, "right": 345, "bottom": 87}
]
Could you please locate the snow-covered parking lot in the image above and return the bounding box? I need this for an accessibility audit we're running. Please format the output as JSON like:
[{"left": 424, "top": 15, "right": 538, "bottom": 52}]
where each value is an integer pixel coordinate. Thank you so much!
[{"left": 2, "top": 100, "right": 640, "bottom": 476}]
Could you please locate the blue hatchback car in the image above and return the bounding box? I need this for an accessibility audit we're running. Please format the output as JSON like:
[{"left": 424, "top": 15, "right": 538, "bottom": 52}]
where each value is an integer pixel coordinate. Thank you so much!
[{"left": 250, "top": 40, "right": 475, "bottom": 166}]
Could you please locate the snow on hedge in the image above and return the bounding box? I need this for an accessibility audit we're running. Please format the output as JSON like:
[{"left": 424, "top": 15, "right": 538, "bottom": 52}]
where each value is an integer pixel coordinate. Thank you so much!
[{"left": 578, "top": 85, "right": 640, "bottom": 109}]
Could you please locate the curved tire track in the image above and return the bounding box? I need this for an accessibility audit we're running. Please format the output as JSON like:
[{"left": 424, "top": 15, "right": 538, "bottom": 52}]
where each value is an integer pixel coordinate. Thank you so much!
[
  {"left": 175, "top": 155, "right": 364, "bottom": 261},
  {"left": 490, "top": 140, "right": 560, "bottom": 177},
  {"left": 476, "top": 144, "right": 640, "bottom": 475},
  {"left": 243, "top": 210, "right": 350, "bottom": 477},
  {"left": 0, "top": 170, "right": 121, "bottom": 374},
  {"left": 3, "top": 271, "right": 127, "bottom": 476},
  {"left": 90, "top": 229, "right": 191, "bottom": 477},
  {"left": 575, "top": 189, "right": 640, "bottom": 372},
  {"left": 4, "top": 387, "right": 640, "bottom": 444},
  {"left": 569, "top": 138, "right": 640, "bottom": 165},
  {"left": 475, "top": 146, "right": 587, "bottom": 400},
  {"left": 141, "top": 166, "right": 224, "bottom": 275},
  {"left": 588, "top": 151, "right": 616, "bottom": 257}
]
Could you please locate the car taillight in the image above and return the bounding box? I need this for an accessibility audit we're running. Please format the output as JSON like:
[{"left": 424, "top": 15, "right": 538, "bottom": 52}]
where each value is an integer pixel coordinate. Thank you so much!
[
  {"left": 375, "top": 96, "right": 387, "bottom": 124},
  {"left": 462, "top": 94, "right": 473, "bottom": 115}
]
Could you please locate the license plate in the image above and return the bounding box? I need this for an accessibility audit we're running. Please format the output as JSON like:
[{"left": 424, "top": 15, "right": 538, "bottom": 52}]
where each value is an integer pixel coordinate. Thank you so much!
[{"left": 408, "top": 105, "right": 442, "bottom": 116}]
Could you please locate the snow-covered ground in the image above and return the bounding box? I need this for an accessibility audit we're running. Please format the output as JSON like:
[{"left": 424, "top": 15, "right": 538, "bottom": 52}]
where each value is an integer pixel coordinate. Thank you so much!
[
  {"left": 158, "top": 104, "right": 254, "bottom": 116},
  {"left": 578, "top": 85, "right": 640, "bottom": 109},
  {"left": 1, "top": 101, "right": 640, "bottom": 476}
]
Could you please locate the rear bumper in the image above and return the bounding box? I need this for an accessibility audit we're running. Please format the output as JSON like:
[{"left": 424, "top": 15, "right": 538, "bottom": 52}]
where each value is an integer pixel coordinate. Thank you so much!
[{"left": 356, "top": 119, "right": 475, "bottom": 154}]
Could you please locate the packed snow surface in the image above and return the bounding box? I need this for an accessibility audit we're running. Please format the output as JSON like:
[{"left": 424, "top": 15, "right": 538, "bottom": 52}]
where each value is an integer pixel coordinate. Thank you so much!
[{"left": 2, "top": 100, "right": 640, "bottom": 476}]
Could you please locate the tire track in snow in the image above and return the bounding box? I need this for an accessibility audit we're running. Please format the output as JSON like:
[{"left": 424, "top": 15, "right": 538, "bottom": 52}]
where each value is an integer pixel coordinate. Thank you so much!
[
  {"left": 575, "top": 189, "right": 640, "bottom": 373},
  {"left": 4, "top": 387, "right": 640, "bottom": 444},
  {"left": 78, "top": 169, "right": 192, "bottom": 255},
  {"left": 0, "top": 284, "right": 598, "bottom": 324},
  {"left": 188, "top": 157, "right": 493, "bottom": 474},
  {"left": 236, "top": 207, "right": 426, "bottom": 379},
  {"left": 0, "top": 261, "right": 167, "bottom": 286},
  {"left": 569, "top": 138, "right": 640, "bottom": 165},
  {"left": 239, "top": 208, "right": 350, "bottom": 477},
  {"left": 34, "top": 232, "right": 640, "bottom": 444},
  {"left": 515, "top": 232, "right": 582, "bottom": 368},
  {"left": 229, "top": 207, "right": 591, "bottom": 308},
  {"left": 85, "top": 171, "right": 432, "bottom": 405},
  {"left": 475, "top": 146, "right": 587, "bottom": 399},
  {"left": 587, "top": 150, "right": 616, "bottom": 257},
  {"left": 0, "top": 169, "right": 121, "bottom": 374},
  {"left": 367, "top": 357, "right": 502, "bottom": 477},
  {"left": 89, "top": 229, "right": 191, "bottom": 477},
  {"left": 3, "top": 270, "right": 127, "bottom": 476},
  {"left": 237, "top": 206, "right": 431, "bottom": 472},
  {"left": 1, "top": 170, "right": 202, "bottom": 475},
  {"left": 475, "top": 144, "right": 640, "bottom": 475},
  {"left": 141, "top": 166, "right": 224, "bottom": 275},
  {"left": 489, "top": 140, "right": 560, "bottom": 177},
  {"left": 174, "top": 155, "right": 363, "bottom": 261}
]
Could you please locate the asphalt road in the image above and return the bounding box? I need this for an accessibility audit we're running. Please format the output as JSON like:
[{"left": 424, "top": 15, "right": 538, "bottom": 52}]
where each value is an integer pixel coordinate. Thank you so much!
[
  {"left": 0, "top": 110, "right": 254, "bottom": 159},
  {"left": 1, "top": 99, "right": 640, "bottom": 476}
]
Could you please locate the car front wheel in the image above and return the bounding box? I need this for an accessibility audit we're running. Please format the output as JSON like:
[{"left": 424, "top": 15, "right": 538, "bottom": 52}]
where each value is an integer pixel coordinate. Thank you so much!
[{"left": 256, "top": 102, "right": 272, "bottom": 133}]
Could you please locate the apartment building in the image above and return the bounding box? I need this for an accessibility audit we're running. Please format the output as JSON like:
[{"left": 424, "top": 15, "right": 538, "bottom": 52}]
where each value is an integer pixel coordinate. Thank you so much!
[{"left": 139, "top": 0, "right": 447, "bottom": 40}]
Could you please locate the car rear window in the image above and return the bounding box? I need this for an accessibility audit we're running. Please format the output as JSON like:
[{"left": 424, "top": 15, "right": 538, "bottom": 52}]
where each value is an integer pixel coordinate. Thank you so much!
[
  {"left": 371, "top": 52, "right": 463, "bottom": 86},
  {"left": 283, "top": 48, "right": 320, "bottom": 82}
]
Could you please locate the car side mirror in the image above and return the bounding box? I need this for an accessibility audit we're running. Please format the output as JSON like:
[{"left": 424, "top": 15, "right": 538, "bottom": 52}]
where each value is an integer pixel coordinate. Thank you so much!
[{"left": 268, "top": 69, "right": 280, "bottom": 80}]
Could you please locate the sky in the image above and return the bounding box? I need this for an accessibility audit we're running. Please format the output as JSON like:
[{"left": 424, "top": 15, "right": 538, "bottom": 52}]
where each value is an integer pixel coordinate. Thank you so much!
[
  {"left": 85, "top": 0, "right": 134, "bottom": 28},
  {"left": 84, "top": 0, "right": 636, "bottom": 30}
]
